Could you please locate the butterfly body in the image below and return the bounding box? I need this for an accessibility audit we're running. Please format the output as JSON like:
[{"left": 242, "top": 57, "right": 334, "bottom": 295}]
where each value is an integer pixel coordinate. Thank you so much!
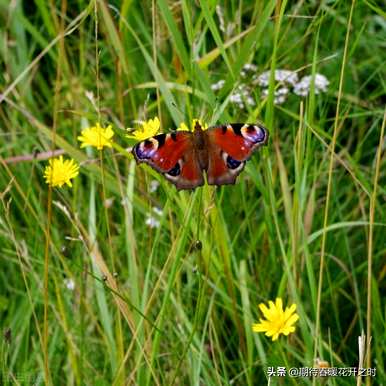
[{"left": 132, "top": 122, "right": 268, "bottom": 190}]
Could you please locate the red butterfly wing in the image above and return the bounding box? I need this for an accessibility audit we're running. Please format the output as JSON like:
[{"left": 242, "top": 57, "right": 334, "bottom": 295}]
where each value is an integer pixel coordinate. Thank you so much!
[
  {"left": 206, "top": 124, "right": 268, "bottom": 186},
  {"left": 132, "top": 132, "right": 204, "bottom": 190}
]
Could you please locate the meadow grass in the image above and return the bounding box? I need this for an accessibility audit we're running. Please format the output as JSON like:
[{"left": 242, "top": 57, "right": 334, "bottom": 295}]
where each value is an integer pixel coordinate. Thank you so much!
[{"left": 0, "top": 1, "right": 385, "bottom": 385}]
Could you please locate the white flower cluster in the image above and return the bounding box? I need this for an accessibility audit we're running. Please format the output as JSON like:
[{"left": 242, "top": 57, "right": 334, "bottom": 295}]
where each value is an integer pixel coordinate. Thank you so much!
[
  {"left": 211, "top": 65, "right": 257, "bottom": 109},
  {"left": 261, "top": 86, "right": 289, "bottom": 105},
  {"left": 256, "top": 69, "right": 299, "bottom": 87},
  {"left": 211, "top": 65, "right": 329, "bottom": 108},
  {"left": 241, "top": 63, "right": 257, "bottom": 77},
  {"left": 293, "top": 74, "right": 330, "bottom": 96},
  {"left": 228, "top": 84, "right": 256, "bottom": 109},
  {"left": 145, "top": 206, "right": 163, "bottom": 228},
  {"left": 211, "top": 79, "right": 225, "bottom": 91}
]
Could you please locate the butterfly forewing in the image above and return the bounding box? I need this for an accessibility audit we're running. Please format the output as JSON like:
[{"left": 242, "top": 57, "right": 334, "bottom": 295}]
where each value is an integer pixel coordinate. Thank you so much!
[
  {"left": 208, "top": 124, "right": 268, "bottom": 160},
  {"left": 205, "top": 124, "right": 268, "bottom": 186},
  {"left": 132, "top": 131, "right": 204, "bottom": 190}
]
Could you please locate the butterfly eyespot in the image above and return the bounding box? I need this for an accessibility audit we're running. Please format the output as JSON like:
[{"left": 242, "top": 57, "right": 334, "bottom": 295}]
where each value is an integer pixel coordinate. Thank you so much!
[
  {"left": 241, "top": 124, "right": 267, "bottom": 143},
  {"left": 226, "top": 155, "right": 242, "bottom": 170},
  {"left": 134, "top": 145, "right": 147, "bottom": 159},
  {"left": 167, "top": 162, "right": 181, "bottom": 177},
  {"left": 143, "top": 138, "right": 159, "bottom": 149},
  {"left": 134, "top": 138, "right": 159, "bottom": 159}
]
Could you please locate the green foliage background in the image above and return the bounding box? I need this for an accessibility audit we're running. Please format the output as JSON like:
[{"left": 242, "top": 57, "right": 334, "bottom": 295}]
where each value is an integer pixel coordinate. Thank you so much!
[{"left": 0, "top": 0, "right": 385, "bottom": 385}]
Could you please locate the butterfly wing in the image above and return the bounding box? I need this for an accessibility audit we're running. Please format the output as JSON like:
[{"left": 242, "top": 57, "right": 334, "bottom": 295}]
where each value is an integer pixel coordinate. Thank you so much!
[
  {"left": 132, "top": 132, "right": 204, "bottom": 190},
  {"left": 205, "top": 123, "right": 268, "bottom": 186}
]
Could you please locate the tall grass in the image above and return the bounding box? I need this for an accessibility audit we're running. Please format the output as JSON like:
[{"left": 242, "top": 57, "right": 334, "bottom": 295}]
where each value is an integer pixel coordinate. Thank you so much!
[{"left": 0, "top": 1, "right": 385, "bottom": 385}]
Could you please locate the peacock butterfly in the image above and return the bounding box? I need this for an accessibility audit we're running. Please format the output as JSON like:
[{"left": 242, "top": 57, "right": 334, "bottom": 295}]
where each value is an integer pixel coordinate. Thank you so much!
[{"left": 132, "top": 122, "right": 268, "bottom": 190}]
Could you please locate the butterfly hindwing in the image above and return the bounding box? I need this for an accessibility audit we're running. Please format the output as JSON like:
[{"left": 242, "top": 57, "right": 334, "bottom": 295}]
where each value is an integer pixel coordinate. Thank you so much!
[
  {"left": 206, "top": 123, "right": 268, "bottom": 186},
  {"left": 170, "top": 150, "right": 205, "bottom": 190},
  {"left": 132, "top": 132, "right": 204, "bottom": 190}
]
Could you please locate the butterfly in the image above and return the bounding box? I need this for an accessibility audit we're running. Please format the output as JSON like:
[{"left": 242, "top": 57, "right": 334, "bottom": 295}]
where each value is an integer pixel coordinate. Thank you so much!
[{"left": 132, "top": 122, "right": 268, "bottom": 190}]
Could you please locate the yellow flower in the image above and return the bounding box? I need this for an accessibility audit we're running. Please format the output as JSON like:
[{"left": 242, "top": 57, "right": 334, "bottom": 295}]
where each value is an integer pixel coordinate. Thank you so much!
[
  {"left": 77, "top": 123, "right": 114, "bottom": 150},
  {"left": 44, "top": 156, "right": 79, "bottom": 188},
  {"left": 252, "top": 298, "right": 299, "bottom": 341},
  {"left": 177, "top": 122, "right": 189, "bottom": 132},
  {"left": 126, "top": 117, "right": 161, "bottom": 141},
  {"left": 177, "top": 119, "right": 208, "bottom": 132}
]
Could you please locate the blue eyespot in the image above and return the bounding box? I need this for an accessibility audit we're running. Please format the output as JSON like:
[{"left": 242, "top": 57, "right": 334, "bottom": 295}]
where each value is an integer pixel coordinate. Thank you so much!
[
  {"left": 167, "top": 162, "right": 181, "bottom": 176},
  {"left": 134, "top": 145, "right": 148, "bottom": 159},
  {"left": 134, "top": 139, "right": 155, "bottom": 159},
  {"left": 226, "top": 155, "right": 241, "bottom": 169},
  {"left": 246, "top": 125, "right": 266, "bottom": 143}
]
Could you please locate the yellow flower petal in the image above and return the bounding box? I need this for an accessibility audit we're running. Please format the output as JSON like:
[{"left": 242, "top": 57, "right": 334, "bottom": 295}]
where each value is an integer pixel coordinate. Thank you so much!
[
  {"left": 177, "top": 122, "right": 190, "bottom": 131},
  {"left": 44, "top": 156, "right": 79, "bottom": 188},
  {"left": 281, "top": 326, "right": 296, "bottom": 335},
  {"left": 286, "top": 313, "right": 299, "bottom": 326},
  {"left": 252, "top": 322, "right": 268, "bottom": 332},
  {"left": 252, "top": 298, "right": 299, "bottom": 341},
  {"left": 78, "top": 123, "right": 114, "bottom": 150},
  {"left": 275, "top": 298, "right": 283, "bottom": 312},
  {"left": 283, "top": 303, "right": 297, "bottom": 319},
  {"left": 177, "top": 118, "right": 208, "bottom": 132},
  {"left": 258, "top": 303, "right": 271, "bottom": 319},
  {"left": 126, "top": 117, "right": 161, "bottom": 141}
]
